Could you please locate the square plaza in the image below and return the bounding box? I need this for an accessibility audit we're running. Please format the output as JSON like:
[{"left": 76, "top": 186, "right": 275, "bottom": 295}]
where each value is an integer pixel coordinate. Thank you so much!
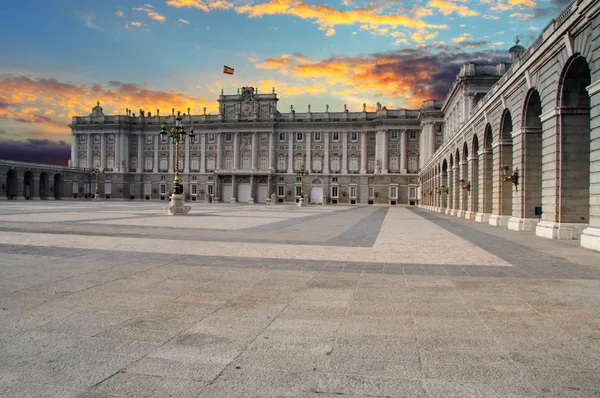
[{"left": 1, "top": 202, "right": 600, "bottom": 397}]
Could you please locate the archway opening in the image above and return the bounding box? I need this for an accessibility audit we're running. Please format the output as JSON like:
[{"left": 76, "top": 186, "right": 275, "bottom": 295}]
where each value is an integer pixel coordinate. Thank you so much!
[
  {"left": 24, "top": 171, "right": 33, "bottom": 200},
  {"left": 472, "top": 135, "right": 480, "bottom": 213},
  {"left": 442, "top": 159, "right": 448, "bottom": 209},
  {"left": 560, "top": 56, "right": 590, "bottom": 224},
  {"left": 461, "top": 144, "right": 469, "bottom": 213},
  {"left": 523, "top": 89, "right": 543, "bottom": 220},
  {"left": 6, "top": 170, "right": 17, "bottom": 199},
  {"left": 499, "top": 110, "right": 514, "bottom": 216},
  {"left": 483, "top": 124, "right": 493, "bottom": 213},
  {"left": 53, "top": 174, "right": 62, "bottom": 200},
  {"left": 454, "top": 149, "right": 460, "bottom": 212},
  {"left": 39, "top": 172, "right": 49, "bottom": 200}
]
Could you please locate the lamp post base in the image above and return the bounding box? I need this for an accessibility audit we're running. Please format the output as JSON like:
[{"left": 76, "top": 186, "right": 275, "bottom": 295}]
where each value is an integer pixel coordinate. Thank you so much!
[
  {"left": 93, "top": 193, "right": 101, "bottom": 202},
  {"left": 165, "top": 193, "right": 191, "bottom": 215},
  {"left": 297, "top": 198, "right": 305, "bottom": 207}
]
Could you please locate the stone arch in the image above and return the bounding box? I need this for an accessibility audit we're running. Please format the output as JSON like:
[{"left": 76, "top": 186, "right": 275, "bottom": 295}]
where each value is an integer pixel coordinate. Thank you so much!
[
  {"left": 441, "top": 158, "right": 449, "bottom": 209},
  {"left": 311, "top": 178, "right": 323, "bottom": 185},
  {"left": 39, "top": 172, "right": 49, "bottom": 200},
  {"left": 460, "top": 142, "right": 469, "bottom": 213},
  {"left": 53, "top": 173, "right": 62, "bottom": 200},
  {"left": 558, "top": 55, "right": 591, "bottom": 225},
  {"left": 24, "top": 170, "right": 33, "bottom": 200},
  {"left": 453, "top": 149, "right": 460, "bottom": 213},
  {"left": 448, "top": 153, "right": 454, "bottom": 210},
  {"left": 472, "top": 135, "right": 480, "bottom": 214},
  {"left": 521, "top": 88, "right": 543, "bottom": 222},
  {"left": 6, "top": 169, "right": 17, "bottom": 199},
  {"left": 498, "top": 109, "right": 514, "bottom": 218},
  {"left": 482, "top": 124, "right": 494, "bottom": 214}
]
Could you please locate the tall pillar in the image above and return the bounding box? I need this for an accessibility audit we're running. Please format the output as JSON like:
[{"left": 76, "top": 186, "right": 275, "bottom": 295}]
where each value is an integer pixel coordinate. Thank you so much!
[
  {"left": 465, "top": 155, "right": 478, "bottom": 219},
  {"left": 153, "top": 137, "right": 158, "bottom": 173},
  {"left": 475, "top": 150, "right": 492, "bottom": 223},
  {"left": 233, "top": 132, "right": 239, "bottom": 170},
  {"left": 452, "top": 164, "right": 460, "bottom": 216},
  {"left": 168, "top": 138, "right": 173, "bottom": 173},
  {"left": 445, "top": 166, "right": 454, "bottom": 215},
  {"left": 582, "top": 81, "right": 600, "bottom": 252},
  {"left": 216, "top": 133, "right": 222, "bottom": 169},
  {"left": 121, "top": 133, "right": 128, "bottom": 172},
  {"left": 251, "top": 132, "right": 258, "bottom": 170},
  {"left": 360, "top": 132, "right": 367, "bottom": 174},
  {"left": 306, "top": 132, "right": 311, "bottom": 170},
  {"left": 323, "top": 132, "right": 330, "bottom": 174},
  {"left": 184, "top": 133, "right": 190, "bottom": 173},
  {"left": 342, "top": 132, "right": 348, "bottom": 173},
  {"left": 200, "top": 133, "right": 206, "bottom": 173},
  {"left": 87, "top": 135, "right": 93, "bottom": 169},
  {"left": 71, "top": 135, "right": 78, "bottom": 168},
  {"left": 457, "top": 161, "right": 468, "bottom": 218},
  {"left": 429, "top": 129, "right": 436, "bottom": 161},
  {"left": 400, "top": 130, "right": 408, "bottom": 173},
  {"left": 489, "top": 140, "right": 512, "bottom": 227},
  {"left": 137, "top": 133, "right": 142, "bottom": 173},
  {"left": 101, "top": 134, "right": 106, "bottom": 169},
  {"left": 287, "top": 132, "right": 294, "bottom": 173},
  {"left": 231, "top": 174, "right": 236, "bottom": 203},
  {"left": 375, "top": 130, "right": 383, "bottom": 173},
  {"left": 382, "top": 131, "right": 388, "bottom": 173},
  {"left": 269, "top": 132, "right": 275, "bottom": 169}
]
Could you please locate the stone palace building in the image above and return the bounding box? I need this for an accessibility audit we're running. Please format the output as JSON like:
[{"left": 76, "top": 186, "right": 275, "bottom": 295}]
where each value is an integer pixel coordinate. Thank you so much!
[{"left": 1, "top": 0, "right": 599, "bottom": 252}]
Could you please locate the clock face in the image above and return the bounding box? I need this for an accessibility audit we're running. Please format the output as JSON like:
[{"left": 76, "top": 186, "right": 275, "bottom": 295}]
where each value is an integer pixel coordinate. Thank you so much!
[{"left": 242, "top": 103, "right": 252, "bottom": 115}]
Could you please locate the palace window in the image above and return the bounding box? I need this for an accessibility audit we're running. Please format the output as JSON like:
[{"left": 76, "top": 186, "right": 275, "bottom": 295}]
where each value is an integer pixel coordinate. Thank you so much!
[
  {"left": 279, "top": 133, "right": 286, "bottom": 142},
  {"left": 408, "top": 155, "right": 417, "bottom": 172},
  {"left": 277, "top": 185, "right": 285, "bottom": 197},
  {"left": 208, "top": 133, "right": 215, "bottom": 143},
  {"left": 277, "top": 156, "right": 286, "bottom": 171},
  {"left": 107, "top": 155, "right": 115, "bottom": 170},
  {"left": 294, "top": 156, "right": 304, "bottom": 170},
  {"left": 160, "top": 184, "right": 167, "bottom": 195},
  {"left": 178, "top": 157, "right": 184, "bottom": 171},
  {"left": 313, "top": 132, "right": 321, "bottom": 142},
  {"left": 389, "top": 155, "right": 399, "bottom": 172},
  {"left": 295, "top": 186, "right": 302, "bottom": 197},
  {"left": 144, "top": 183, "right": 152, "bottom": 195},
  {"left": 296, "top": 132, "right": 303, "bottom": 142},
  {"left": 259, "top": 156, "right": 268, "bottom": 170},
  {"left": 368, "top": 157, "right": 375, "bottom": 173},
  {"left": 145, "top": 156, "right": 153, "bottom": 170},
  {"left": 390, "top": 186, "right": 398, "bottom": 199},
  {"left": 332, "top": 132, "right": 339, "bottom": 142},
  {"left": 225, "top": 133, "right": 232, "bottom": 142},
  {"left": 191, "top": 184, "right": 198, "bottom": 195},
  {"left": 225, "top": 155, "right": 232, "bottom": 169},
  {"left": 94, "top": 134, "right": 100, "bottom": 144},
  {"left": 130, "top": 157, "right": 138, "bottom": 171},
  {"left": 92, "top": 155, "right": 100, "bottom": 168},
  {"left": 80, "top": 135, "right": 86, "bottom": 143},
  {"left": 409, "top": 131, "right": 417, "bottom": 139},
  {"left": 349, "top": 155, "right": 359, "bottom": 172},
  {"left": 330, "top": 156, "right": 340, "bottom": 172},
  {"left": 312, "top": 156, "right": 322, "bottom": 172},
  {"left": 191, "top": 156, "right": 199, "bottom": 171},
  {"left": 242, "top": 155, "right": 251, "bottom": 170},
  {"left": 410, "top": 187, "right": 417, "bottom": 199},
  {"left": 260, "top": 133, "right": 267, "bottom": 142},
  {"left": 146, "top": 135, "right": 153, "bottom": 144},
  {"left": 351, "top": 132, "right": 359, "bottom": 141},
  {"left": 207, "top": 156, "right": 215, "bottom": 171},
  {"left": 369, "top": 133, "right": 375, "bottom": 142},
  {"left": 159, "top": 156, "right": 168, "bottom": 171},
  {"left": 391, "top": 130, "right": 398, "bottom": 140},
  {"left": 350, "top": 186, "right": 357, "bottom": 198},
  {"left": 331, "top": 186, "right": 339, "bottom": 198},
  {"left": 207, "top": 184, "right": 214, "bottom": 195}
]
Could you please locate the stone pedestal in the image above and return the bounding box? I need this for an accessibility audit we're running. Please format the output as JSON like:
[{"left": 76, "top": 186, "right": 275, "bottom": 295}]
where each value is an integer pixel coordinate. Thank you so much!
[
  {"left": 249, "top": 197, "right": 254, "bottom": 204},
  {"left": 475, "top": 212, "right": 490, "bottom": 223},
  {"left": 297, "top": 198, "right": 305, "bottom": 207},
  {"left": 456, "top": 210, "right": 465, "bottom": 218},
  {"left": 536, "top": 221, "right": 587, "bottom": 240},
  {"left": 165, "top": 193, "right": 191, "bottom": 215},
  {"left": 581, "top": 227, "right": 600, "bottom": 252},
  {"left": 93, "top": 193, "right": 101, "bottom": 202},
  {"left": 230, "top": 197, "right": 237, "bottom": 204},
  {"left": 464, "top": 211, "right": 474, "bottom": 220},
  {"left": 489, "top": 215, "right": 510, "bottom": 227},
  {"left": 508, "top": 217, "right": 538, "bottom": 232}
]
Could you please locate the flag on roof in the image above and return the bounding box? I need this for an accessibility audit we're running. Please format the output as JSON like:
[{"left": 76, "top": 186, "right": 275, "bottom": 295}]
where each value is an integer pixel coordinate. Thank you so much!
[{"left": 223, "top": 65, "right": 234, "bottom": 75}]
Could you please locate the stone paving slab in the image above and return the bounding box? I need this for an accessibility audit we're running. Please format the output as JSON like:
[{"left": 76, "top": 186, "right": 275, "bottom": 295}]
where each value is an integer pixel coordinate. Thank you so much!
[{"left": 0, "top": 202, "right": 600, "bottom": 396}]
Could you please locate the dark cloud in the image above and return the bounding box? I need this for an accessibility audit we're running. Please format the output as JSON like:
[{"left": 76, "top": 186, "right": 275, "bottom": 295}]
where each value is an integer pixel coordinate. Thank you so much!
[
  {"left": 0, "top": 139, "right": 70, "bottom": 166},
  {"left": 0, "top": 99, "right": 9, "bottom": 109}
]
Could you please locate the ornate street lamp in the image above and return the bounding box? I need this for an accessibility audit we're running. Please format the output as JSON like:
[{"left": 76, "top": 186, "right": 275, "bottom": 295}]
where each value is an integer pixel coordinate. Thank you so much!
[
  {"left": 90, "top": 167, "right": 104, "bottom": 201},
  {"left": 500, "top": 163, "right": 519, "bottom": 191},
  {"left": 161, "top": 111, "right": 195, "bottom": 215},
  {"left": 294, "top": 165, "right": 309, "bottom": 206}
]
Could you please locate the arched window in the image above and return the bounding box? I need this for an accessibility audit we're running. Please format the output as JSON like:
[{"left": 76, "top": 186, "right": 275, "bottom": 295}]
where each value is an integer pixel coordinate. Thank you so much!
[
  {"left": 92, "top": 154, "right": 100, "bottom": 168},
  {"left": 389, "top": 155, "right": 399, "bottom": 172},
  {"left": 224, "top": 153, "right": 232, "bottom": 169},
  {"left": 294, "top": 155, "right": 304, "bottom": 170},
  {"left": 130, "top": 157, "right": 137, "bottom": 171},
  {"left": 178, "top": 157, "right": 184, "bottom": 171},
  {"left": 207, "top": 155, "right": 215, "bottom": 171},
  {"left": 368, "top": 157, "right": 375, "bottom": 173},
  {"left": 349, "top": 155, "right": 359, "bottom": 172},
  {"left": 79, "top": 155, "right": 87, "bottom": 169},
  {"left": 242, "top": 152, "right": 251, "bottom": 170},
  {"left": 312, "top": 156, "right": 322, "bottom": 172},
  {"left": 145, "top": 156, "right": 153, "bottom": 170},
  {"left": 107, "top": 155, "right": 115, "bottom": 170},
  {"left": 330, "top": 156, "right": 340, "bottom": 172},
  {"left": 191, "top": 156, "right": 199, "bottom": 171},
  {"left": 259, "top": 156, "right": 268, "bottom": 170},
  {"left": 277, "top": 156, "right": 286, "bottom": 171},
  {"left": 408, "top": 155, "right": 417, "bottom": 172},
  {"left": 159, "top": 156, "right": 168, "bottom": 171}
]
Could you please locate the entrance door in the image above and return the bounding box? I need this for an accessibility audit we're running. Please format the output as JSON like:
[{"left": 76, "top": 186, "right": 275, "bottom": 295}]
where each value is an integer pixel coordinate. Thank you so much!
[
  {"left": 311, "top": 186, "right": 323, "bottom": 204},
  {"left": 257, "top": 184, "right": 268, "bottom": 203},
  {"left": 238, "top": 183, "right": 251, "bottom": 203},
  {"left": 223, "top": 183, "right": 233, "bottom": 203}
]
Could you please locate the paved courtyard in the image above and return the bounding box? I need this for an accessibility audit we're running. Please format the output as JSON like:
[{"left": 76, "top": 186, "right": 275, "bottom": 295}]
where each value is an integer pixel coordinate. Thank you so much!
[{"left": 0, "top": 201, "right": 599, "bottom": 397}]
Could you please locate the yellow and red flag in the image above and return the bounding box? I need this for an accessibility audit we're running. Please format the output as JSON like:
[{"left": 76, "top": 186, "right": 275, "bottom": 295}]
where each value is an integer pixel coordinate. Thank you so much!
[{"left": 223, "top": 65, "right": 234, "bottom": 75}]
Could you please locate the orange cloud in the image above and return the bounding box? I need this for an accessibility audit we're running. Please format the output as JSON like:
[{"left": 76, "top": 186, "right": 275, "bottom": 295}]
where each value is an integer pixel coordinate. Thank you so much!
[
  {"left": 133, "top": 6, "right": 167, "bottom": 22},
  {"left": 115, "top": 11, "right": 125, "bottom": 18},
  {"left": 167, "top": 0, "right": 233, "bottom": 12},
  {"left": 233, "top": 0, "right": 448, "bottom": 36},
  {"left": 0, "top": 75, "right": 213, "bottom": 140},
  {"left": 428, "top": 0, "right": 479, "bottom": 17}
]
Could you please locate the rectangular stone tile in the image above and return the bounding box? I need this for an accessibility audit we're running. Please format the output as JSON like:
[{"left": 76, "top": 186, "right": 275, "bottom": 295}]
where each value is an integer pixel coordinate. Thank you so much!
[
  {"left": 92, "top": 372, "right": 206, "bottom": 397},
  {"left": 314, "top": 374, "right": 426, "bottom": 397},
  {"left": 424, "top": 378, "right": 539, "bottom": 398},
  {"left": 126, "top": 356, "right": 224, "bottom": 382},
  {"left": 324, "top": 357, "right": 422, "bottom": 380}
]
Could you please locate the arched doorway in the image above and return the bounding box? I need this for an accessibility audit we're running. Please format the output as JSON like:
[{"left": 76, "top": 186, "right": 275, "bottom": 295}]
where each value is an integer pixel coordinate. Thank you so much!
[
  {"left": 453, "top": 149, "right": 460, "bottom": 216},
  {"left": 310, "top": 178, "right": 323, "bottom": 204},
  {"left": 6, "top": 170, "right": 17, "bottom": 200},
  {"left": 559, "top": 56, "right": 590, "bottom": 229},
  {"left": 53, "top": 174, "right": 62, "bottom": 200},
  {"left": 257, "top": 178, "right": 268, "bottom": 203},
  {"left": 24, "top": 171, "right": 33, "bottom": 200},
  {"left": 512, "top": 89, "right": 543, "bottom": 231},
  {"left": 441, "top": 160, "right": 448, "bottom": 210},
  {"left": 222, "top": 177, "right": 233, "bottom": 203},
  {"left": 446, "top": 154, "right": 453, "bottom": 214},
  {"left": 480, "top": 124, "right": 494, "bottom": 220},
  {"left": 490, "top": 110, "right": 514, "bottom": 226},
  {"left": 459, "top": 143, "right": 468, "bottom": 217},
  {"left": 39, "top": 172, "right": 49, "bottom": 200},
  {"left": 471, "top": 135, "right": 480, "bottom": 216}
]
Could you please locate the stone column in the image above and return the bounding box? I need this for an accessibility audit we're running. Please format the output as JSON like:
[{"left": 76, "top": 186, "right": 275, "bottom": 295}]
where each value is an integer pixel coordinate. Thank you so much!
[
  {"left": 216, "top": 133, "right": 222, "bottom": 169},
  {"left": 429, "top": 129, "right": 436, "bottom": 161},
  {"left": 71, "top": 135, "right": 78, "bottom": 168},
  {"left": 251, "top": 132, "right": 258, "bottom": 170},
  {"left": 475, "top": 150, "right": 492, "bottom": 223},
  {"left": 582, "top": 80, "right": 600, "bottom": 252},
  {"left": 184, "top": 133, "right": 190, "bottom": 173},
  {"left": 200, "top": 133, "right": 206, "bottom": 173},
  {"left": 100, "top": 134, "right": 106, "bottom": 169},
  {"left": 287, "top": 132, "right": 294, "bottom": 173},
  {"left": 121, "top": 134, "right": 128, "bottom": 172},
  {"left": 233, "top": 132, "right": 239, "bottom": 170},
  {"left": 382, "top": 131, "right": 388, "bottom": 173},
  {"left": 168, "top": 138, "right": 173, "bottom": 173},
  {"left": 87, "top": 135, "right": 93, "bottom": 169},
  {"left": 489, "top": 140, "right": 512, "bottom": 227},
  {"left": 375, "top": 130, "right": 383, "bottom": 173},
  {"left": 360, "top": 132, "right": 367, "bottom": 174},
  {"left": 231, "top": 174, "right": 236, "bottom": 203},
  {"left": 269, "top": 132, "right": 275, "bottom": 169},
  {"left": 452, "top": 164, "right": 460, "bottom": 216},
  {"left": 306, "top": 132, "right": 311, "bottom": 170},
  {"left": 465, "top": 155, "right": 478, "bottom": 219},
  {"left": 457, "top": 161, "right": 468, "bottom": 218},
  {"left": 137, "top": 133, "right": 142, "bottom": 172},
  {"left": 342, "top": 132, "right": 348, "bottom": 174},
  {"left": 323, "top": 132, "right": 330, "bottom": 174},
  {"left": 153, "top": 137, "right": 158, "bottom": 173},
  {"left": 445, "top": 166, "right": 454, "bottom": 215},
  {"left": 400, "top": 130, "right": 408, "bottom": 173}
]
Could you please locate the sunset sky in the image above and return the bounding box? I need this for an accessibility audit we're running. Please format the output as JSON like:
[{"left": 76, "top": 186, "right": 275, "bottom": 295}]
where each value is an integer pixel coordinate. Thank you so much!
[{"left": 0, "top": 0, "right": 570, "bottom": 163}]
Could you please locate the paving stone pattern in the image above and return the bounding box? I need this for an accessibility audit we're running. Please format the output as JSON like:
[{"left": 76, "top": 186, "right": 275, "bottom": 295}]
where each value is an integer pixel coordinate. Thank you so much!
[{"left": 0, "top": 201, "right": 600, "bottom": 397}]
